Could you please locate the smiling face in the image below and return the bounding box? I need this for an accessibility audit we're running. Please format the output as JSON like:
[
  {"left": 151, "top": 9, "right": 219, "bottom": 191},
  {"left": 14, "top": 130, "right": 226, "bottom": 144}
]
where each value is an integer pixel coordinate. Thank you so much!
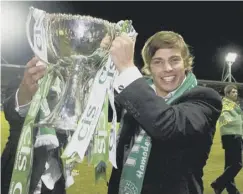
[
  {"left": 141, "top": 31, "right": 194, "bottom": 97},
  {"left": 150, "top": 48, "right": 186, "bottom": 97}
]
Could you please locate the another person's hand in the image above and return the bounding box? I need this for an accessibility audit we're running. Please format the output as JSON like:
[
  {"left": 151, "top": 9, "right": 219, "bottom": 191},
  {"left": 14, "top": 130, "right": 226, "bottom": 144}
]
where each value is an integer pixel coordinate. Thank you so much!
[{"left": 18, "top": 57, "right": 47, "bottom": 106}]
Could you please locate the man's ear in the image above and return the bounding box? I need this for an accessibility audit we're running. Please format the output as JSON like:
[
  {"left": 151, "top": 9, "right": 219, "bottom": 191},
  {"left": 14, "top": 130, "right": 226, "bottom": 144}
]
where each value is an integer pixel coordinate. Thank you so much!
[{"left": 184, "top": 67, "right": 190, "bottom": 74}]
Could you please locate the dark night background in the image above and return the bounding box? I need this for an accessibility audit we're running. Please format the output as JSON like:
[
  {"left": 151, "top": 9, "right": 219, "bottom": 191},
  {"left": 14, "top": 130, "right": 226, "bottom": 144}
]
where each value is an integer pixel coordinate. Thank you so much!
[{"left": 1, "top": 1, "right": 243, "bottom": 83}]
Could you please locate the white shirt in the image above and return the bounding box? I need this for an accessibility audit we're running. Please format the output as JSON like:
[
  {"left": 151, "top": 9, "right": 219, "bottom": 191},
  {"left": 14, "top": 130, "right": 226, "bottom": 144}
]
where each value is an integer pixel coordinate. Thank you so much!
[
  {"left": 113, "top": 66, "right": 143, "bottom": 94},
  {"left": 15, "top": 88, "right": 32, "bottom": 116}
]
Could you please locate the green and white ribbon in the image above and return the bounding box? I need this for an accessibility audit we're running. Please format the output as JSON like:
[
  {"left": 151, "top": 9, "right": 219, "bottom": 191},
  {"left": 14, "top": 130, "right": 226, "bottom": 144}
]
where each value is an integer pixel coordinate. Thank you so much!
[
  {"left": 61, "top": 56, "right": 116, "bottom": 162},
  {"left": 9, "top": 8, "right": 51, "bottom": 194},
  {"left": 8, "top": 72, "right": 55, "bottom": 194},
  {"left": 62, "top": 20, "right": 137, "bottom": 169},
  {"left": 91, "top": 94, "right": 109, "bottom": 182},
  {"left": 34, "top": 98, "right": 59, "bottom": 150}
]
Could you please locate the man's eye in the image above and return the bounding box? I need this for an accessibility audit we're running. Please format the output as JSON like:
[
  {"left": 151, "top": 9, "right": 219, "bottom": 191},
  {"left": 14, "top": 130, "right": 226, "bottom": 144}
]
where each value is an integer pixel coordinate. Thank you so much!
[
  {"left": 171, "top": 58, "right": 181, "bottom": 62},
  {"left": 151, "top": 60, "right": 162, "bottom": 65}
]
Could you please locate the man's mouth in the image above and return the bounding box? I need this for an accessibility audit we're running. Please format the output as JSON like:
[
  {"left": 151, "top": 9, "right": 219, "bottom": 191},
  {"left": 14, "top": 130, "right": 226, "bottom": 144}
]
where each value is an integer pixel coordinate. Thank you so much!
[{"left": 161, "top": 76, "right": 175, "bottom": 83}]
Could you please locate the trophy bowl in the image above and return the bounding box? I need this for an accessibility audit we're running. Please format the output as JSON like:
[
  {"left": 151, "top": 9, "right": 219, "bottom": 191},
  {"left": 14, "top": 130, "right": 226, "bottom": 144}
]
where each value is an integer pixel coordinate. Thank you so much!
[
  {"left": 27, "top": 7, "right": 116, "bottom": 64},
  {"left": 26, "top": 7, "right": 118, "bottom": 131}
]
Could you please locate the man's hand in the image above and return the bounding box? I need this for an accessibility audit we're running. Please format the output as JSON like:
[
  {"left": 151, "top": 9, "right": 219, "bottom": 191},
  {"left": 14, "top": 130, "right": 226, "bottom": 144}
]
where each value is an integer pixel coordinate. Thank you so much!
[
  {"left": 18, "top": 57, "right": 47, "bottom": 106},
  {"left": 110, "top": 33, "right": 135, "bottom": 73},
  {"left": 100, "top": 33, "right": 136, "bottom": 73}
]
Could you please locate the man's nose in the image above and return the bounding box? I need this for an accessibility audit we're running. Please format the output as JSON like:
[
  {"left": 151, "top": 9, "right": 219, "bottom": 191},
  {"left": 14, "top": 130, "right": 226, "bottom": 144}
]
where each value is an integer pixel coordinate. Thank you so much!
[{"left": 164, "top": 62, "right": 173, "bottom": 72}]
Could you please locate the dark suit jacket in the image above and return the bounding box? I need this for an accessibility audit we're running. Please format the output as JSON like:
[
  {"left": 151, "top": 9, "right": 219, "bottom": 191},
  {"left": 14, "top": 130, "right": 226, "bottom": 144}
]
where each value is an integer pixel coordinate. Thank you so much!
[
  {"left": 108, "top": 78, "right": 222, "bottom": 194},
  {"left": 1, "top": 78, "right": 66, "bottom": 194}
]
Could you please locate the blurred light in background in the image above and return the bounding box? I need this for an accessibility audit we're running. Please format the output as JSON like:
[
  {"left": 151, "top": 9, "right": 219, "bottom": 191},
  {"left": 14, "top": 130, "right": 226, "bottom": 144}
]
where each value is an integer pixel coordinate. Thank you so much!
[
  {"left": 1, "top": 3, "right": 26, "bottom": 48},
  {"left": 222, "top": 52, "right": 238, "bottom": 82},
  {"left": 225, "top": 52, "right": 237, "bottom": 64}
]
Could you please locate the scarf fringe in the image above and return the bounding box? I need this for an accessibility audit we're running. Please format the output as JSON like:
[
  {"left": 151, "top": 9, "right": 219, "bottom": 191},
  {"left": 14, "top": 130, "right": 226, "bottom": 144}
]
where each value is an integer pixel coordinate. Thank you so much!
[{"left": 34, "top": 134, "right": 59, "bottom": 149}]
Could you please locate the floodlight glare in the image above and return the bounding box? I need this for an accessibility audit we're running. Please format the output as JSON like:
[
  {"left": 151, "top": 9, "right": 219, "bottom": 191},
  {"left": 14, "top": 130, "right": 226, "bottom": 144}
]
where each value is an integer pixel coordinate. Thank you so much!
[
  {"left": 222, "top": 52, "right": 238, "bottom": 82},
  {"left": 225, "top": 52, "right": 237, "bottom": 64},
  {"left": 1, "top": 4, "right": 25, "bottom": 46}
]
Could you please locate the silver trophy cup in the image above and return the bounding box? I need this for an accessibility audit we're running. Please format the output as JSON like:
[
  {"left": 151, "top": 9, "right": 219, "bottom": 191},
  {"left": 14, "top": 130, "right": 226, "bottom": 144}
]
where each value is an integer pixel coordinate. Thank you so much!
[{"left": 26, "top": 7, "right": 124, "bottom": 131}]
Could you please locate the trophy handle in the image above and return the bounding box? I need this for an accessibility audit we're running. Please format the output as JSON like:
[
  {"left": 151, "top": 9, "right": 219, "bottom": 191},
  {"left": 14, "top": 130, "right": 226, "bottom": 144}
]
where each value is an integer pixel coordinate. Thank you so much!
[
  {"left": 26, "top": 7, "right": 48, "bottom": 63},
  {"left": 116, "top": 20, "right": 138, "bottom": 40}
]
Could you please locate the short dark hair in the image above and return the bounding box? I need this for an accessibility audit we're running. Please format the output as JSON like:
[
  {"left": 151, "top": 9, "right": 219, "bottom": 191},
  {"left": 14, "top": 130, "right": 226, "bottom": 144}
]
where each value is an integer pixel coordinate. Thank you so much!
[{"left": 224, "top": 84, "right": 237, "bottom": 96}]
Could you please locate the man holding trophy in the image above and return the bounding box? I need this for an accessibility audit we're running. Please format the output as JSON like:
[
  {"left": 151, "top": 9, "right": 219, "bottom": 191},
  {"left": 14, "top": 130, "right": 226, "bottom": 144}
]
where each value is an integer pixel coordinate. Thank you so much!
[
  {"left": 104, "top": 31, "right": 222, "bottom": 194},
  {"left": 2, "top": 6, "right": 222, "bottom": 194}
]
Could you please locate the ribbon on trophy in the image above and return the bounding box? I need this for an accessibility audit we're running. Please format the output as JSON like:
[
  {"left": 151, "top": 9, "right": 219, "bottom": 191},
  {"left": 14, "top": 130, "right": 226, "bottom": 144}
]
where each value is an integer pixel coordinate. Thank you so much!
[
  {"left": 8, "top": 8, "right": 53, "bottom": 194},
  {"left": 61, "top": 20, "right": 137, "bottom": 184},
  {"left": 9, "top": 6, "right": 137, "bottom": 194}
]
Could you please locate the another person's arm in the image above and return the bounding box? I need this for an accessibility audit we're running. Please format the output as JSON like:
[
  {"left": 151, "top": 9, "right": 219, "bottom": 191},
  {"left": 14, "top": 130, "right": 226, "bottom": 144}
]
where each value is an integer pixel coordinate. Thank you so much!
[
  {"left": 3, "top": 57, "right": 46, "bottom": 122},
  {"left": 3, "top": 78, "right": 24, "bottom": 123}
]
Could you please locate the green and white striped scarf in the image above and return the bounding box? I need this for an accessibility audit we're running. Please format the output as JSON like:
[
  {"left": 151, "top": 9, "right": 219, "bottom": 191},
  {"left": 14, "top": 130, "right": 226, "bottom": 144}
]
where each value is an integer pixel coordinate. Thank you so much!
[{"left": 119, "top": 72, "right": 197, "bottom": 194}]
